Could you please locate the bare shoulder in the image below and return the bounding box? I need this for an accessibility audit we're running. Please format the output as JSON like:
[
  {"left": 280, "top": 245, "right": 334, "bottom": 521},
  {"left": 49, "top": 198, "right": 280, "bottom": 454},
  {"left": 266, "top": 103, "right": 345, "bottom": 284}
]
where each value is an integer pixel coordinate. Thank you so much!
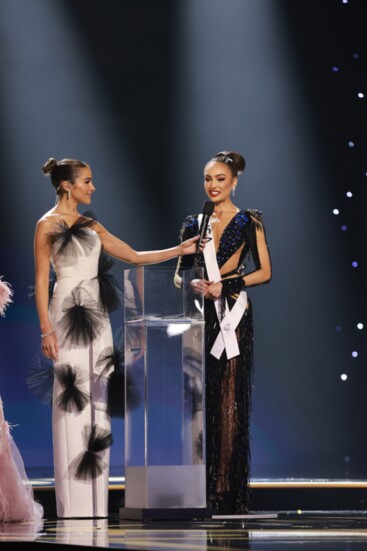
[
  {"left": 35, "top": 211, "right": 63, "bottom": 234},
  {"left": 91, "top": 220, "right": 108, "bottom": 236}
]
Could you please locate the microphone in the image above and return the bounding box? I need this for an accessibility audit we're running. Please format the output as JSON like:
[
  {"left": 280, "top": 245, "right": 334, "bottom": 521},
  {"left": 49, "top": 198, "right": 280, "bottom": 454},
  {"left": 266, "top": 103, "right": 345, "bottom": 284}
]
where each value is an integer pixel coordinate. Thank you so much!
[{"left": 196, "top": 200, "right": 215, "bottom": 252}]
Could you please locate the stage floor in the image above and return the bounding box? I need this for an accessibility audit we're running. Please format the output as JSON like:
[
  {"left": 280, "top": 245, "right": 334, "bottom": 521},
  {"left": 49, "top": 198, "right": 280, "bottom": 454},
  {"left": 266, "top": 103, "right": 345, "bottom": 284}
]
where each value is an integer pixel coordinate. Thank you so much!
[
  {"left": 4, "top": 480, "right": 367, "bottom": 549},
  {"left": 3, "top": 512, "right": 367, "bottom": 550}
]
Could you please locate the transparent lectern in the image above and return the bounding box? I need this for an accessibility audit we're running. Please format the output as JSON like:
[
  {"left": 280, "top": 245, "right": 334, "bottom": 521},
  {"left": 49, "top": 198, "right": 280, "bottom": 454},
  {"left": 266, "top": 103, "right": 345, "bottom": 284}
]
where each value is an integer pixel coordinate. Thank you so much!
[{"left": 119, "top": 267, "right": 210, "bottom": 521}]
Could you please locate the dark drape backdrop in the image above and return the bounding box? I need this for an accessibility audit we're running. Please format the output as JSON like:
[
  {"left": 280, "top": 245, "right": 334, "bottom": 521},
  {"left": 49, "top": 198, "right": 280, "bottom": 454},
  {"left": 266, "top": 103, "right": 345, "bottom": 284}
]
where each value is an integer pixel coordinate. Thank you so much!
[{"left": 0, "top": 0, "right": 365, "bottom": 480}]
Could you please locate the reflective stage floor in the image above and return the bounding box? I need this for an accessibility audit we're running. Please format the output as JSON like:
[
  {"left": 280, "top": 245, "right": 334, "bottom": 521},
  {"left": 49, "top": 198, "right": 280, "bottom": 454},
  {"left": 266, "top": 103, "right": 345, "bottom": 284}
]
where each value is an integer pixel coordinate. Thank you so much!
[
  {"left": 4, "top": 512, "right": 367, "bottom": 550},
  {"left": 4, "top": 480, "right": 367, "bottom": 550}
]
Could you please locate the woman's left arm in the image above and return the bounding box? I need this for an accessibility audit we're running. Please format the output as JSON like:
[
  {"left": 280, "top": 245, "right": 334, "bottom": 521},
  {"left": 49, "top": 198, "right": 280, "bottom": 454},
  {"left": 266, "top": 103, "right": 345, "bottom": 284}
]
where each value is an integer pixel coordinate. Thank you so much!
[
  {"left": 205, "top": 219, "right": 272, "bottom": 299},
  {"left": 95, "top": 222, "right": 200, "bottom": 265},
  {"left": 238, "top": 221, "right": 272, "bottom": 287}
]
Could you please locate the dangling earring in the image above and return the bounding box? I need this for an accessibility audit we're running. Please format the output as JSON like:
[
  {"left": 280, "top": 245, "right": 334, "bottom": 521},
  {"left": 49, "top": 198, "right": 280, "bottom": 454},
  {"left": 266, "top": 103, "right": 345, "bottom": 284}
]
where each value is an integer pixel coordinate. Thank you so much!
[{"left": 232, "top": 187, "right": 236, "bottom": 197}]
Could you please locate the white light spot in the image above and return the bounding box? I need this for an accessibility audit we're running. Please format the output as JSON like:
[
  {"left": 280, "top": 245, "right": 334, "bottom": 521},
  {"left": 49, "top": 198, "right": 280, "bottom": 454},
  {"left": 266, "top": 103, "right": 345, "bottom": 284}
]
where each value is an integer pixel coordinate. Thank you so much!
[
  {"left": 352, "top": 351, "right": 358, "bottom": 358},
  {"left": 333, "top": 209, "right": 340, "bottom": 215},
  {"left": 341, "top": 374, "right": 348, "bottom": 381},
  {"left": 348, "top": 141, "right": 355, "bottom": 147},
  {"left": 166, "top": 323, "right": 191, "bottom": 337},
  {"left": 346, "top": 191, "right": 353, "bottom": 197},
  {"left": 358, "top": 92, "right": 364, "bottom": 98},
  {"left": 357, "top": 323, "right": 364, "bottom": 330}
]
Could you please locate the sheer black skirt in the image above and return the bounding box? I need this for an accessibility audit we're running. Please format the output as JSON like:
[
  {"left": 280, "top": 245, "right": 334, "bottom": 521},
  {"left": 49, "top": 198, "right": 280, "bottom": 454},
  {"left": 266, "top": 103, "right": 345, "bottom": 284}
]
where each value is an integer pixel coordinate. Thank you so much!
[{"left": 205, "top": 295, "right": 254, "bottom": 514}]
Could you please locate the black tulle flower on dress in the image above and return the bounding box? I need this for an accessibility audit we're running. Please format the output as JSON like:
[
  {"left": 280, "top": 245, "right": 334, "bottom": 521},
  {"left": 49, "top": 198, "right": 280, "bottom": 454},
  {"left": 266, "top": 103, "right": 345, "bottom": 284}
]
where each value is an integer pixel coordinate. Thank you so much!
[
  {"left": 54, "top": 365, "right": 90, "bottom": 413},
  {"left": 96, "top": 328, "right": 142, "bottom": 418},
  {"left": 68, "top": 424, "right": 113, "bottom": 480},
  {"left": 45, "top": 216, "right": 97, "bottom": 266},
  {"left": 96, "top": 345, "right": 124, "bottom": 418},
  {"left": 96, "top": 250, "right": 123, "bottom": 314},
  {"left": 56, "top": 285, "right": 105, "bottom": 346},
  {"left": 82, "top": 210, "right": 98, "bottom": 221},
  {"left": 26, "top": 349, "right": 54, "bottom": 406}
]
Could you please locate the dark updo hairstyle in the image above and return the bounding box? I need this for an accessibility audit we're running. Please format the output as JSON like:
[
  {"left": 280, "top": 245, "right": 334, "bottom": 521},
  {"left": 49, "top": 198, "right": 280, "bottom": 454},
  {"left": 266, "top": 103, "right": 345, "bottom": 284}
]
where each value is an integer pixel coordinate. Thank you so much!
[
  {"left": 42, "top": 157, "right": 89, "bottom": 195},
  {"left": 210, "top": 150, "right": 246, "bottom": 177}
]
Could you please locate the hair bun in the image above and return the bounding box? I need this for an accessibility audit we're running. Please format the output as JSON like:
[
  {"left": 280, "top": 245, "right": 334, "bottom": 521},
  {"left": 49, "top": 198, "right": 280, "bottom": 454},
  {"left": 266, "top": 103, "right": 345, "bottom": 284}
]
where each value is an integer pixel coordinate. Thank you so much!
[
  {"left": 42, "top": 158, "right": 58, "bottom": 176},
  {"left": 214, "top": 150, "right": 246, "bottom": 175}
]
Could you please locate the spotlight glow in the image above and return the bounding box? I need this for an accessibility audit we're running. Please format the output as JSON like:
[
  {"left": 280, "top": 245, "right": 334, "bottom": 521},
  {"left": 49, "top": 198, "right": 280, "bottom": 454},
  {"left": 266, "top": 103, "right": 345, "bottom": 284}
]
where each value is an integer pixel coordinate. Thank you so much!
[
  {"left": 346, "top": 191, "right": 353, "bottom": 197},
  {"left": 352, "top": 351, "right": 358, "bottom": 358},
  {"left": 341, "top": 374, "right": 348, "bottom": 381},
  {"left": 332, "top": 66, "right": 339, "bottom": 72},
  {"left": 166, "top": 323, "right": 191, "bottom": 337},
  {"left": 358, "top": 92, "right": 364, "bottom": 98},
  {"left": 357, "top": 323, "right": 364, "bottom": 330},
  {"left": 352, "top": 261, "right": 358, "bottom": 268},
  {"left": 341, "top": 225, "right": 347, "bottom": 231},
  {"left": 348, "top": 141, "right": 355, "bottom": 147},
  {"left": 333, "top": 209, "right": 340, "bottom": 215}
]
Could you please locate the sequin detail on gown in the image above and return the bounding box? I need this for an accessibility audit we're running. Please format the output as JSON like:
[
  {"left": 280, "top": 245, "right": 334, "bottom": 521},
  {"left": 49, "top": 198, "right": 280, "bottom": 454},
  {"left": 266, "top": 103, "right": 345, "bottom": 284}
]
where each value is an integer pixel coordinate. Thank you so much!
[{"left": 175, "top": 209, "right": 267, "bottom": 514}]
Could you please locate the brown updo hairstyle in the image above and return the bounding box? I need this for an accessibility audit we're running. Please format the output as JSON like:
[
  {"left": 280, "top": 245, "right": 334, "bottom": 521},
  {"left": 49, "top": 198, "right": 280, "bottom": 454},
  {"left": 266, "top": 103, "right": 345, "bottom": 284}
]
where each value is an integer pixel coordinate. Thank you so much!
[
  {"left": 210, "top": 150, "right": 246, "bottom": 177},
  {"left": 42, "top": 157, "right": 89, "bottom": 196}
]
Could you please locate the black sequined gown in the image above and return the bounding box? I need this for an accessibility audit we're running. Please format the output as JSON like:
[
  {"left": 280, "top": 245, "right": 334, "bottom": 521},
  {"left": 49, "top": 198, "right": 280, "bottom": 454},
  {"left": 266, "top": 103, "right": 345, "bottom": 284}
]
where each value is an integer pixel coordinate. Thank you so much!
[{"left": 175, "top": 209, "right": 266, "bottom": 514}]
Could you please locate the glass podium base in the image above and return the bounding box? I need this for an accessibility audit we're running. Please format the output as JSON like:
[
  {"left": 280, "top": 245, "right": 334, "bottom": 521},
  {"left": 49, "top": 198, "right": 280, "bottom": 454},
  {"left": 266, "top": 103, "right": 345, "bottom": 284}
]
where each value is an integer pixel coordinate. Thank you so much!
[{"left": 119, "top": 507, "right": 212, "bottom": 521}]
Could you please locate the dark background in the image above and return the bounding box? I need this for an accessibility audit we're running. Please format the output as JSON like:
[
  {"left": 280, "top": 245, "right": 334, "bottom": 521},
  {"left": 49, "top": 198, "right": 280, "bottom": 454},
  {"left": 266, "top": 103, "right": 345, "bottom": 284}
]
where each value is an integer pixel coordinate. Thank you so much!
[{"left": 0, "top": 0, "right": 365, "bottom": 480}]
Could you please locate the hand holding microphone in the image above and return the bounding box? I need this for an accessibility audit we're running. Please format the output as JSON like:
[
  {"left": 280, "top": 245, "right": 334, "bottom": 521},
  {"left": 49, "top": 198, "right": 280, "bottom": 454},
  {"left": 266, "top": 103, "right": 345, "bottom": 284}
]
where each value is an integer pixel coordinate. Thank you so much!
[{"left": 196, "top": 200, "right": 215, "bottom": 253}]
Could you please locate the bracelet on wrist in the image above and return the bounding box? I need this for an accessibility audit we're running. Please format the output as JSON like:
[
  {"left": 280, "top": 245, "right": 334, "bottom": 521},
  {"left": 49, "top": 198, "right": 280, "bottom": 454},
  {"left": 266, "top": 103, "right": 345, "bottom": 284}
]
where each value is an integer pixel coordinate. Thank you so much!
[
  {"left": 41, "top": 329, "right": 54, "bottom": 339},
  {"left": 221, "top": 276, "right": 246, "bottom": 296}
]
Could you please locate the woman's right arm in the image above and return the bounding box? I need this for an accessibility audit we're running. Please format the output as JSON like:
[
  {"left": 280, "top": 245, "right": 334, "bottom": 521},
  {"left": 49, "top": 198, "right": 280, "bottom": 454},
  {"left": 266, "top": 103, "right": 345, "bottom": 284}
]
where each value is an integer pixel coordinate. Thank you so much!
[{"left": 34, "top": 219, "right": 59, "bottom": 360}]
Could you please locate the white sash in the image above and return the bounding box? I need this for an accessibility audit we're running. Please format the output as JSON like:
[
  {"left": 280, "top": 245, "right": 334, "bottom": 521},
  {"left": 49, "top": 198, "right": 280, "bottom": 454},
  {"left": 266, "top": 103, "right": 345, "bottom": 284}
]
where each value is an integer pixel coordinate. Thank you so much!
[{"left": 198, "top": 214, "right": 248, "bottom": 360}]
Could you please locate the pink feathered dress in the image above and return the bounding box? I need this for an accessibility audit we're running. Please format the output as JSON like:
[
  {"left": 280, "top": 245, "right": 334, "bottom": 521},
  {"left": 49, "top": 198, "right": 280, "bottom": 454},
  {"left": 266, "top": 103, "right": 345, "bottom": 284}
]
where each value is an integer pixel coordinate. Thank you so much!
[
  {"left": 0, "top": 401, "right": 44, "bottom": 523},
  {"left": 0, "top": 278, "right": 43, "bottom": 522}
]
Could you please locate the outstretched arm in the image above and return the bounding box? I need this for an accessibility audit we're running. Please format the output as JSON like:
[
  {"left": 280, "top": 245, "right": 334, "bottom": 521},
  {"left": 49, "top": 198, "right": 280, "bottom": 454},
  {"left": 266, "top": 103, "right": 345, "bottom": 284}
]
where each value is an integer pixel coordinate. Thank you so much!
[{"left": 95, "top": 222, "right": 200, "bottom": 265}]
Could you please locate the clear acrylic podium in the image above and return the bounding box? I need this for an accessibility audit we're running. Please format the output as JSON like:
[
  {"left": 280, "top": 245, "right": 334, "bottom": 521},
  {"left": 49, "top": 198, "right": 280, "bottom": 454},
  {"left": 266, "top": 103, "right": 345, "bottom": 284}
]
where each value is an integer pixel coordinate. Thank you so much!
[{"left": 119, "top": 267, "right": 210, "bottom": 521}]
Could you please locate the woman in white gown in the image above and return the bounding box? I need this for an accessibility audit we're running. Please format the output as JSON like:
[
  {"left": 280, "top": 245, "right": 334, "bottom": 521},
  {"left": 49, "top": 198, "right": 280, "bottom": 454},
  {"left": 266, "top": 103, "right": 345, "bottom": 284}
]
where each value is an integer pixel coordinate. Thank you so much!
[{"left": 34, "top": 157, "right": 201, "bottom": 518}]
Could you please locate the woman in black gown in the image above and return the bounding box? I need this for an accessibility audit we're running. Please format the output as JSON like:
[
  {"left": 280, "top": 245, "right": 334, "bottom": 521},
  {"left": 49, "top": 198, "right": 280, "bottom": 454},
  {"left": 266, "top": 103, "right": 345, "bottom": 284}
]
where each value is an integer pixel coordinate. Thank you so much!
[{"left": 174, "top": 150, "right": 271, "bottom": 514}]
